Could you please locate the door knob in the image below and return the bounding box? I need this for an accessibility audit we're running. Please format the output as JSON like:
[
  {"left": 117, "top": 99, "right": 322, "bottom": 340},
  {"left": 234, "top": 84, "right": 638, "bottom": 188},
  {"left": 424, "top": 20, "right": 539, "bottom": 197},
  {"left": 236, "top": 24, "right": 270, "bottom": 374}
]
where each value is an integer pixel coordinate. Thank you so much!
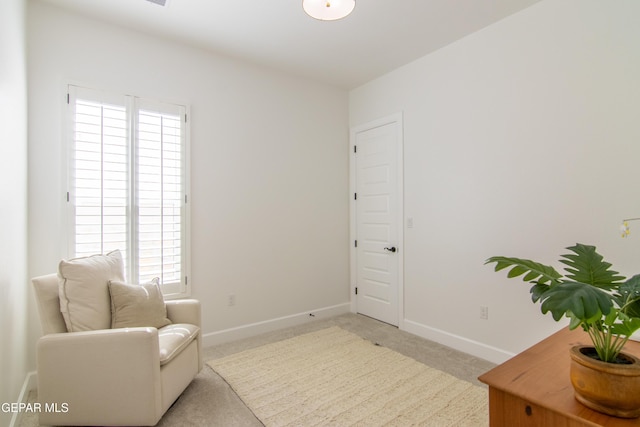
[{"left": 384, "top": 246, "right": 397, "bottom": 253}]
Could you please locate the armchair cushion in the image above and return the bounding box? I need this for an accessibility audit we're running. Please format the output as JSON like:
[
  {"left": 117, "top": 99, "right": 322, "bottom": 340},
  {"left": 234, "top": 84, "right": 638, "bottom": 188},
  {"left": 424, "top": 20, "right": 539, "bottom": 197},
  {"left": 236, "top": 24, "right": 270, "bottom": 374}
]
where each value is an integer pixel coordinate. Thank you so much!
[
  {"left": 58, "top": 250, "right": 125, "bottom": 332},
  {"left": 109, "top": 278, "right": 172, "bottom": 329},
  {"left": 158, "top": 323, "right": 200, "bottom": 365}
]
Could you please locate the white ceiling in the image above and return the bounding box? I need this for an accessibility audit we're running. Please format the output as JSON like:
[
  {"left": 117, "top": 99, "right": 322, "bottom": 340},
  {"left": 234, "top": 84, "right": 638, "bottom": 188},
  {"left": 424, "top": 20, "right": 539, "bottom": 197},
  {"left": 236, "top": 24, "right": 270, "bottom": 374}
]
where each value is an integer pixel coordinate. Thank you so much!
[{"left": 37, "top": 0, "right": 542, "bottom": 89}]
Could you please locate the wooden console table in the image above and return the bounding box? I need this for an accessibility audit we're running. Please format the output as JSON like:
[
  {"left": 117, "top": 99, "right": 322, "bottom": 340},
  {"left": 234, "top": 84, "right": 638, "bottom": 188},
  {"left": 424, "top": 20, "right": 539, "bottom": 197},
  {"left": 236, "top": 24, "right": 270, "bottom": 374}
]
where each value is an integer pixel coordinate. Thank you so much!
[{"left": 478, "top": 327, "right": 640, "bottom": 426}]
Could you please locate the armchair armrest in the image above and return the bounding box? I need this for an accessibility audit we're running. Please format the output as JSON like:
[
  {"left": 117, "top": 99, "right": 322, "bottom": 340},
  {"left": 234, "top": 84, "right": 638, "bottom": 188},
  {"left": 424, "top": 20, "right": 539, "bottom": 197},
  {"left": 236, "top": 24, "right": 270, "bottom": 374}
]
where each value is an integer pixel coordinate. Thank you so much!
[
  {"left": 37, "top": 327, "right": 163, "bottom": 426},
  {"left": 166, "top": 299, "right": 201, "bottom": 326},
  {"left": 165, "top": 299, "right": 202, "bottom": 371}
]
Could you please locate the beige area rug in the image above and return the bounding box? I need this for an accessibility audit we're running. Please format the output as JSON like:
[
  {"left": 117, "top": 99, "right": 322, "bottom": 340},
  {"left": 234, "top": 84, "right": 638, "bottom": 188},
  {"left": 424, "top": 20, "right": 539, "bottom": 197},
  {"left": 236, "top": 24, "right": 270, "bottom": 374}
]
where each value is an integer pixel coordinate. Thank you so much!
[{"left": 207, "top": 327, "right": 488, "bottom": 426}]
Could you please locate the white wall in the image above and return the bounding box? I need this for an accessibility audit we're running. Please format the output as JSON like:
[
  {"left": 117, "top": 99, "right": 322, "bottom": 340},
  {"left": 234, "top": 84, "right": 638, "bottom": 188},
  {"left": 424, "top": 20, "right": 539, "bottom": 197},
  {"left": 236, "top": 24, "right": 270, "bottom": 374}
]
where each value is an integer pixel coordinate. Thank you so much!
[
  {"left": 350, "top": 0, "right": 640, "bottom": 363},
  {"left": 28, "top": 0, "right": 349, "bottom": 358},
  {"left": 0, "top": 0, "right": 29, "bottom": 423}
]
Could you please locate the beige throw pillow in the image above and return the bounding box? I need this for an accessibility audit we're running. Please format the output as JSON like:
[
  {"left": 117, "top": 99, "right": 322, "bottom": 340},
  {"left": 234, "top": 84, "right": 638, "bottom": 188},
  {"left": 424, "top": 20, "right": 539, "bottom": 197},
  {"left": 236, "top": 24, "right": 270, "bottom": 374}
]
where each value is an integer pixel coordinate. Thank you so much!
[
  {"left": 108, "top": 278, "right": 172, "bottom": 329},
  {"left": 58, "top": 250, "right": 125, "bottom": 332}
]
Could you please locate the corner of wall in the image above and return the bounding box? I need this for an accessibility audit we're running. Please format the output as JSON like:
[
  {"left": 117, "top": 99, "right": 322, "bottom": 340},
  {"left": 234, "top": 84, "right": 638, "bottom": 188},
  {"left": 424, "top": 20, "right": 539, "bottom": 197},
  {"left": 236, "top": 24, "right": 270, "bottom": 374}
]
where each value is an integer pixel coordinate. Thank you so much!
[{"left": 8, "top": 372, "right": 38, "bottom": 427}]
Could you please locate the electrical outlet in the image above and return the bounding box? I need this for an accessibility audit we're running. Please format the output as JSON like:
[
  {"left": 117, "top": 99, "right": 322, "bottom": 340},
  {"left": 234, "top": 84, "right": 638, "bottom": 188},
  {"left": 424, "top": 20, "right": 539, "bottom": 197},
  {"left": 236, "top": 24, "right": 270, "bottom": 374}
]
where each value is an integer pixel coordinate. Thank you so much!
[
  {"left": 480, "top": 306, "right": 489, "bottom": 320},
  {"left": 228, "top": 294, "right": 236, "bottom": 307}
]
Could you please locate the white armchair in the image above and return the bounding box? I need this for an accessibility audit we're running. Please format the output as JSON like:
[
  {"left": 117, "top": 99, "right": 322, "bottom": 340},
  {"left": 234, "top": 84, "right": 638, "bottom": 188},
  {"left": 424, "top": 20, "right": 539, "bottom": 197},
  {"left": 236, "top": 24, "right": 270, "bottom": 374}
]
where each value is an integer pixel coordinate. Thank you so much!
[{"left": 32, "top": 273, "right": 202, "bottom": 426}]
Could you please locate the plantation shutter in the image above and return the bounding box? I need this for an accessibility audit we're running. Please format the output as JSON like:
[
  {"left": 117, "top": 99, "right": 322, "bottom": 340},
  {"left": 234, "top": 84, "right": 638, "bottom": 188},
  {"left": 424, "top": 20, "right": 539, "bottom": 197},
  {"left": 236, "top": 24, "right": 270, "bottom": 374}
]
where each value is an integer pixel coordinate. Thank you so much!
[
  {"left": 135, "top": 99, "right": 186, "bottom": 293},
  {"left": 69, "top": 87, "right": 130, "bottom": 268},
  {"left": 67, "top": 85, "right": 189, "bottom": 297}
]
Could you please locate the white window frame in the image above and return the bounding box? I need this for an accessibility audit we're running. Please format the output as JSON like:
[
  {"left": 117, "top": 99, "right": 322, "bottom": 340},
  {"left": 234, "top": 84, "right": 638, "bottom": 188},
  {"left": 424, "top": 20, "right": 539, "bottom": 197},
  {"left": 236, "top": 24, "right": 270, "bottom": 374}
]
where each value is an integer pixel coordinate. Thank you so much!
[{"left": 64, "top": 84, "right": 191, "bottom": 298}]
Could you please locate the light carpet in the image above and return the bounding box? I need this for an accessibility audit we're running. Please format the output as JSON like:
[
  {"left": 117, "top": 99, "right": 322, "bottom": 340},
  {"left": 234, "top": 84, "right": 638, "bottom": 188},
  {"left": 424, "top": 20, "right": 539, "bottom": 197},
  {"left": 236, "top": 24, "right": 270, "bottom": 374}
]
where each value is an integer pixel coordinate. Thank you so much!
[{"left": 207, "top": 326, "right": 488, "bottom": 426}]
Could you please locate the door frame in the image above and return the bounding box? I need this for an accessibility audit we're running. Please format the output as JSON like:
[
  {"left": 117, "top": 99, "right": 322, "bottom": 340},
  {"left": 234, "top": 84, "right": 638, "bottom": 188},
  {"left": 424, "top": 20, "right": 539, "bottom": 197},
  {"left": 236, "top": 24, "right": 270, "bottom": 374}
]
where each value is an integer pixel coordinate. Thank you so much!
[{"left": 349, "top": 112, "right": 404, "bottom": 328}]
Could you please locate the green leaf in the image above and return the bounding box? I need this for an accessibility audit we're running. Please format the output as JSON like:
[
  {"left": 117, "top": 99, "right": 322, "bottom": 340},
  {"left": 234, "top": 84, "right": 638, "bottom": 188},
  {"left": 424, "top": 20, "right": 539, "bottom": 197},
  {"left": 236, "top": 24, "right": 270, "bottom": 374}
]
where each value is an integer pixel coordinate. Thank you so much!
[
  {"left": 530, "top": 282, "right": 549, "bottom": 303},
  {"left": 485, "top": 256, "right": 561, "bottom": 285},
  {"left": 617, "top": 274, "right": 640, "bottom": 318},
  {"left": 610, "top": 316, "right": 640, "bottom": 337},
  {"left": 523, "top": 271, "right": 542, "bottom": 281},
  {"left": 603, "top": 307, "right": 619, "bottom": 327},
  {"left": 539, "top": 281, "right": 613, "bottom": 322},
  {"left": 559, "top": 244, "right": 625, "bottom": 290},
  {"left": 567, "top": 312, "right": 583, "bottom": 330}
]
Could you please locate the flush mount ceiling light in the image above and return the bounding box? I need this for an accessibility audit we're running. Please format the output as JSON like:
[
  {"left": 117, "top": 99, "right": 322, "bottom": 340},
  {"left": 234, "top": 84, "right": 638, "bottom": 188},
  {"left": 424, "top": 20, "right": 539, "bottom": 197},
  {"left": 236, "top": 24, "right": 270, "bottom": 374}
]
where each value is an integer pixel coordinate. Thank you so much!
[{"left": 303, "top": 0, "right": 356, "bottom": 21}]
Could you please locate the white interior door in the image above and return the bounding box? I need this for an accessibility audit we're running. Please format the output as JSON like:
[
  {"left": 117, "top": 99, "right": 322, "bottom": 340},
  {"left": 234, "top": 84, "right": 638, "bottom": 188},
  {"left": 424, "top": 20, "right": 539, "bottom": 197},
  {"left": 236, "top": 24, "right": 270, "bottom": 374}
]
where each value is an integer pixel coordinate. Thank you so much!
[{"left": 351, "top": 114, "right": 403, "bottom": 326}]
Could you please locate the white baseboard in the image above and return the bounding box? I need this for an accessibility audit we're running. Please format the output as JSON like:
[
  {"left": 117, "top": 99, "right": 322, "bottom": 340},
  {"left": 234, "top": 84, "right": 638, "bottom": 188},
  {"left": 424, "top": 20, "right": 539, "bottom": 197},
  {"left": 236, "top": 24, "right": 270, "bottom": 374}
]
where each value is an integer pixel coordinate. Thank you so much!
[
  {"left": 9, "top": 371, "right": 37, "bottom": 427},
  {"left": 202, "top": 303, "right": 351, "bottom": 348},
  {"left": 402, "top": 319, "right": 515, "bottom": 365}
]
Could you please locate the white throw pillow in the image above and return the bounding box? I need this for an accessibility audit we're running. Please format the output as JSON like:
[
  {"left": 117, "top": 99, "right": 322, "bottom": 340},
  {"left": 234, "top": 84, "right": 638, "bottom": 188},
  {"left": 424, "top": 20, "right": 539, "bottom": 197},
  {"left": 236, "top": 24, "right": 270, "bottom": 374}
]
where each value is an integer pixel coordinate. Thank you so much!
[
  {"left": 58, "top": 250, "right": 125, "bottom": 332},
  {"left": 108, "top": 278, "right": 172, "bottom": 329}
]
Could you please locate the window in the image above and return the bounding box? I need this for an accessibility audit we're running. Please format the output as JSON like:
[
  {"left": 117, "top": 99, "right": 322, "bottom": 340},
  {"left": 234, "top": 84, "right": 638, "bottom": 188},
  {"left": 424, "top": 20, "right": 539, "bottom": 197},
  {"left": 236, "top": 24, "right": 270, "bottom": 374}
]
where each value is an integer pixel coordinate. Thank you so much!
[{"left": 66, "top": 85, "right": 190, "bottom": 297}]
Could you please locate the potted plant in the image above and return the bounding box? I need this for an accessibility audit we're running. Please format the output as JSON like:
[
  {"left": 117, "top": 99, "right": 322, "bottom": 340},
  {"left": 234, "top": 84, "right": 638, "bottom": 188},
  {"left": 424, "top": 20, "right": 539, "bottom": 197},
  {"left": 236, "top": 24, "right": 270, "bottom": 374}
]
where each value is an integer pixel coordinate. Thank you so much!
[{"left": 486, "top": 243, "right": 640, "bottom": 418}]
